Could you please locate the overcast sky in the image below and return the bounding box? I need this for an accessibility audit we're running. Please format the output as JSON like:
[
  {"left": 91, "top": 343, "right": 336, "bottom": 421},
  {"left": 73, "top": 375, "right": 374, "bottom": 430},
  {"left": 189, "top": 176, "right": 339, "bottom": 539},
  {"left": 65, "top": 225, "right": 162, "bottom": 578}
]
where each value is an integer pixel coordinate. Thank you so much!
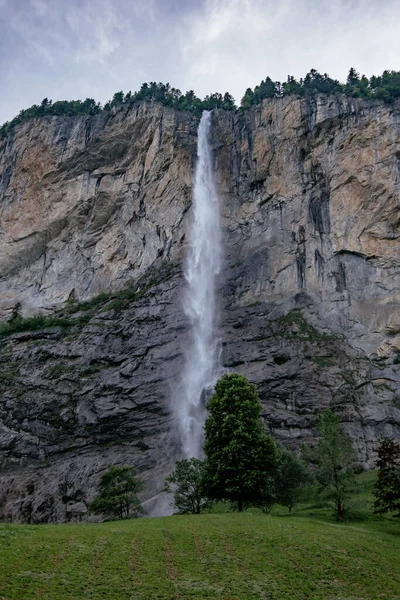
[{"left": 1, "top": 0, "right": 399, "bottom": 124}]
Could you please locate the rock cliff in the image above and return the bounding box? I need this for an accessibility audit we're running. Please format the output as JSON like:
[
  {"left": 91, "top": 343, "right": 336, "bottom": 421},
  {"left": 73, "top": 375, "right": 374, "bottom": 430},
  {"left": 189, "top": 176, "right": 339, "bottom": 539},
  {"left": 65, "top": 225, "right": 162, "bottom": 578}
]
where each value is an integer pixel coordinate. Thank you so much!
[{"left": 0, "top": 95, "right": 399, "bottom": 522}]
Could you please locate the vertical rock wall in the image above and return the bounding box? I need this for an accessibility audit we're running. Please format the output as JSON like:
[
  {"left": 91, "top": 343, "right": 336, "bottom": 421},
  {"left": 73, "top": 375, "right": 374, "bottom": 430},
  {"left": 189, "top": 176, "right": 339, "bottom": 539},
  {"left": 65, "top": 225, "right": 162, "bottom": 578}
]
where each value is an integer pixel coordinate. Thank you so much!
[{"left": 0, "top": 96, "right": 399, "bottom": 521}]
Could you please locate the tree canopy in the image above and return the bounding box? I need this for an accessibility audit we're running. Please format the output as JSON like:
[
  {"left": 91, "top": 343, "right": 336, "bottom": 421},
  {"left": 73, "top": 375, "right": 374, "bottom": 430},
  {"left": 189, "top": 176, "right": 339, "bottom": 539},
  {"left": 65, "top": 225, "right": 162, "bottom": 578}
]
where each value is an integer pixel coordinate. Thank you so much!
[
  {"left": 163, "top": 458, "right": 210, "bottom": 515},
  {"left": 1, "top": 67, "right": 399, "bottom": 140},
  {"left": 89, "top": 465, "right": 144, "bottom": 520},
  {"left": 240, "top": 68, "right": 400, "bottom": 107},
  {"left": 303, "top": 410, "right": 358, "bottom": 521},
  {"left": 373, "top": 438, "right": 400, "bottom": 517},
  {"left": 203, "top": 373, "right": 278, "bottom": 512},
  {"left": 275, "top": 447, "right": 311, "bottom": 513}
]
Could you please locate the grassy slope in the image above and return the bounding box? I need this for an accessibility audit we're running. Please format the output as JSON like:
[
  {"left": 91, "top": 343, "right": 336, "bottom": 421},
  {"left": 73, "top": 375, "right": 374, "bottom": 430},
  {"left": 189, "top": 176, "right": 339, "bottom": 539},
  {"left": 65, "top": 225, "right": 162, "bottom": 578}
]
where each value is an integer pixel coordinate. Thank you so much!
[{"left": 0, "top": 498, "right": 399, "bottom": 599}]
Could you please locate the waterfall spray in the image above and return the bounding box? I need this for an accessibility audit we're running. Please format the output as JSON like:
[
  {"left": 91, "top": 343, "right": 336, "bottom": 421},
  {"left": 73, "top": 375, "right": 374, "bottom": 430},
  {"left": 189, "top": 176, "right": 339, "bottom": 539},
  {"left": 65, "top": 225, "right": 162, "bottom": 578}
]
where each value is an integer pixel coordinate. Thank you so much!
[{"left": 177, "top": 110, "right": 222, "bottom": 459}]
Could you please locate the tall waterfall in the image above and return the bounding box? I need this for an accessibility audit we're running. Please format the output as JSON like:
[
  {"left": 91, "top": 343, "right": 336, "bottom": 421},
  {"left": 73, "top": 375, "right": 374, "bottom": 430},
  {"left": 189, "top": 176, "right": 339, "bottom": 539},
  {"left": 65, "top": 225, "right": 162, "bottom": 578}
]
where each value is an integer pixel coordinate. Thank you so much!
[{"left": 178, "top": 110, "right": 222, "bottom": 459}]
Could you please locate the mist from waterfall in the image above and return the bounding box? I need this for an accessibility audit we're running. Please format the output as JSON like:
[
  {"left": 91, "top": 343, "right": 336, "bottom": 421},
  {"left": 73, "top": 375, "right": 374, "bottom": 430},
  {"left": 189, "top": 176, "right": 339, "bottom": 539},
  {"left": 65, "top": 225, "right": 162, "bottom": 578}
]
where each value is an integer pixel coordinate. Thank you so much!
[{"left": 177, "top": 110, "right": 222, "bottom": 459}]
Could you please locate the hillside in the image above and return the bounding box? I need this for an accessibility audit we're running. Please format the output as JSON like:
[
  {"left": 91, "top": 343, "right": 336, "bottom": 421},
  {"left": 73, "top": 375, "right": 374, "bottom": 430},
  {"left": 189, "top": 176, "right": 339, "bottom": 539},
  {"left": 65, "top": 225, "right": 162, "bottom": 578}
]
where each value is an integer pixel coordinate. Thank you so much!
[{"left": 0, "top": 509, "right": 399, "bottom": 599}]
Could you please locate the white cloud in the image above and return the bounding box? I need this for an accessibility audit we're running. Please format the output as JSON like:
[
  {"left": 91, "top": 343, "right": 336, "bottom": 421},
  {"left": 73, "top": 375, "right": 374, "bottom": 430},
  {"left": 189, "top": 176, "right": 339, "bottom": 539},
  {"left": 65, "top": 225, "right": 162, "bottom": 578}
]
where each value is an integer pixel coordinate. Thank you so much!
[
  {"left": 30, "top": 0, "right": 48, "bottom": 17},
  {"left": 0, "top": 0, "right": 399, "bottom": 123},
  {"left": 180, "top": 0, "right": 400, "bottom": 103}
]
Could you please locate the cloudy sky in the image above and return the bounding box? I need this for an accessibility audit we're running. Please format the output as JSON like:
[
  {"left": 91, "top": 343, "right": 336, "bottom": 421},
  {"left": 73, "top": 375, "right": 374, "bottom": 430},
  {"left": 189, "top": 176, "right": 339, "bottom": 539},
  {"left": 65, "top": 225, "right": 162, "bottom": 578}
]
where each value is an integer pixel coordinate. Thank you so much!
[{"left": 1, "top": 0, "right": 399, "bottom": 124}]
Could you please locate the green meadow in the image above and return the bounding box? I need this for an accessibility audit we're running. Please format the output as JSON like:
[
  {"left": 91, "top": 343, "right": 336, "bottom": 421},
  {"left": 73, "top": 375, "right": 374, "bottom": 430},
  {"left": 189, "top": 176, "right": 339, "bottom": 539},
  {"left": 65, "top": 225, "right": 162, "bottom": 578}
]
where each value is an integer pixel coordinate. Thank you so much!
[{"left": 0, "top": 473, "right": 399, "bottom": 600}]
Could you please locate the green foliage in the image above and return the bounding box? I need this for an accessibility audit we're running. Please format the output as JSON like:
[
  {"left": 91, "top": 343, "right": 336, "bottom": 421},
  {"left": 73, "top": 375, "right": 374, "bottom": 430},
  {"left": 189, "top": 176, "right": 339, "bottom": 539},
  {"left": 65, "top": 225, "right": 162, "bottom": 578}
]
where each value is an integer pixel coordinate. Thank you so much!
[
  {"left": 275, "top": 448, "right": 311, "bottom": 512},
  {"left": 46, "top": 363, "right": 74, "bottom": 379},
  {"left": 240, "top": 67, "right": 400, "bottom": 107},
  {"left": 203, "top": 373, "right": 278, "bottom": 512},
  {"left": 254, "top": 472, "right": 277, "bottom": 514},
  {"left": 163, "top": 458, "right": 210, "bottom": 514},
  {"left": 303, "top": 410, "right": 358, "bottom": 520},
  {"left": 0, "top": 263, "right": 176, "bottom": 337},
  {"left": 310, "top": 356, "right": 334, "bottom": 367},
  {"left": 0, "top": 97, "right": 101, "bottom": 139},
  {"left": 2, "top": 67, "right": 399, "bottom": 140},
  {"left": 0, "top": 314, "right": 71, "bottom": 335},
  {"left": 89, "top": 465, "right": 144, "bottom": 520},
  {"left": 373, "top": 438, "right": 400, "bottom": 517},
  {"left": 271, "top": 309, "right": 334, "bottom": 341},
  {"left": 0, "top": 363, "right": 20, "bottom": 381}
]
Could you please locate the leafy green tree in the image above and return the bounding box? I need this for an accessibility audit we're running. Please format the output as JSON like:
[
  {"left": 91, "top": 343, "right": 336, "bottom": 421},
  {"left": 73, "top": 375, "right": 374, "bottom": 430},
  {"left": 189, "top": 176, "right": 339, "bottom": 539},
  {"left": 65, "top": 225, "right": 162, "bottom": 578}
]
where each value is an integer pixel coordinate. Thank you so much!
[
  {"left": 222, "top": 92, "right": 236, "bottom": 111},
  {"left": 256, "top": 473, "right": 277, "bottom": 514},
  {"left": 240, "top": 87, "right": 254, "bottom": 109},
  {"left": 282, "top": 75, "right": 304, "bottom": 97},
  {"left": 303, "top": 410, "right": 358, "bottom": 520},
  {"left": 163, "top": 458, "right": 209, "bottom": 514},
  {"left": 3, "top": 68, "right": 400, "bottom": 142},
  {"left": 275, "top": 448, "right": 311, "bottom": 512},
  {"left": 252, "top": 76, "right": 280, "bottom": 104},
  {"left": 110, "top": 91, "right": 125, "bottom": 107},
  {"left": 89, "top": 465, "right": 144, "bottom": 520},
  {"left": 301, "top": 69, "right": 341, "bottom": 96},
  {"left": 346, "top": 67, "right": 360, "bottom": 86},
  {"left": 203, "top": 92, "right": 224, "bottom": 110},
  {"left": 373, "top": 438, "right": 400, "bottom": 517},
  {"left": 203, "top": 373, "right": 278, "bottom": 512}
]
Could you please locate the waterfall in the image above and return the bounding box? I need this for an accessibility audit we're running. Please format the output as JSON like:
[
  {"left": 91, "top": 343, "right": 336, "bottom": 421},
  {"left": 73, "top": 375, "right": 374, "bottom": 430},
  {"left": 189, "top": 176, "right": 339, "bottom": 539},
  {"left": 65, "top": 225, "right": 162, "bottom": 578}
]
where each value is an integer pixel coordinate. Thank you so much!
[{"left": 177, "top": 110, "right": 222, "bottom": 459}]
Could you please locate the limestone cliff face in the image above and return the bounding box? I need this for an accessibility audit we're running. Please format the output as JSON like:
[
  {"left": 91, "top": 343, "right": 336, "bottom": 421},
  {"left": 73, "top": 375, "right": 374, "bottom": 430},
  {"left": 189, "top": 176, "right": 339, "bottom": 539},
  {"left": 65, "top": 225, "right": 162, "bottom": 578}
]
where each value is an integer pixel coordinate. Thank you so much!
[
  {"left": 0, "top": 102, "right": 197, "bottom": 315},
  {"left": 0, "top": 96, "right": 399, "bottom": 522}
]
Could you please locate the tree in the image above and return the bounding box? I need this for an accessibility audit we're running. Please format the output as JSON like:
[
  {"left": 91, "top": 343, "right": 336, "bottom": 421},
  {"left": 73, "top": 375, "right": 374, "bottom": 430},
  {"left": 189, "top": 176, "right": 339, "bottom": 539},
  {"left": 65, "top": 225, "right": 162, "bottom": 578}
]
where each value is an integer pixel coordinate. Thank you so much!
[
  {"left": 110, "top": 91, "right": 125, "bottom": 106},
  {"left": 303, "top": 410, "right": 358, "bottom": 520},
  {"left": 275, "top": 448, "right": 311, "bottom": 512},
  {"left": 346, "top": 67, "right": 360, "bottom": 86},
  {"left": 163, "top": 458, "right": 209, "bottom": 514},
  {"left": 282, "top": 75, "right": 304, "bottom": 97},
  {"left": 222, "top": 92, "right": 236, "bottom": 111},
  {"left": 89, "top": 465, "right": 144, "bottom": 520},
  {"left": 373, "top": 438, "right": 400, "bottom": 517},
  {"left": 203, "top": 373, "right": 278, "bottom": 512},
  {"left": 256, "top": 472, "right": 277, "bottom": 514},
  {"left": 240, "top": 87, "right": 254, "bottom": 109}
]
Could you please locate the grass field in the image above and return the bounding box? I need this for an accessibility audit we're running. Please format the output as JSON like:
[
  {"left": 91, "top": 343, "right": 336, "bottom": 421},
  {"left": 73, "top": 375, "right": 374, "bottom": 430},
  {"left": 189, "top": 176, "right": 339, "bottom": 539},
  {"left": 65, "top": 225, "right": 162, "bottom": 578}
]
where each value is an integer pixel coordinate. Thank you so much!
[{"left": 0, "top": 473, "right": 399, "bottom": 600}]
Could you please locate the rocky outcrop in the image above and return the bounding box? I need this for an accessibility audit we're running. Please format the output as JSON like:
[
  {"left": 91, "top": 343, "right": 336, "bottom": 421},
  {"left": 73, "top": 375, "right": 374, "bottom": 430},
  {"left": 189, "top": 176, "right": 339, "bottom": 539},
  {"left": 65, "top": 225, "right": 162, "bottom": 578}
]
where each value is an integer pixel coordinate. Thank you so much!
[{"left": 0, "top": 96, "right": 399, "bottom": 522}]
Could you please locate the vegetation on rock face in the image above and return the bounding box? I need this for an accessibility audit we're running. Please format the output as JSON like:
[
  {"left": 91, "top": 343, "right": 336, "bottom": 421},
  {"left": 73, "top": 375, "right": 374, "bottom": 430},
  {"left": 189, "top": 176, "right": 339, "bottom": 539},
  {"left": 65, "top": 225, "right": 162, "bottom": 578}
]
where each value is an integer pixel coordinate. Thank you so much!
[
  {"left": 303, "top": 409, "right": 358, "bottom": 521},
  {"left": 0, "top": 313, "right": 72, "bottom": 336},
  {"left": 0, "top": 263, "right": 176, "bottom": 337},
  {"left": 203, "top": 373, "right": 278, "bottom": 512},
  {"left": 89, "top": 465, "right": 144, "bottom": 520},
  {"left": 163, "top": 458, "right": 210, "bottom": 515},
  {"left": 1, "top": 67, "right": 399, "bottom": 139},
  {"left": 373, "top": 438, "right": 400, "bottom": 517}
]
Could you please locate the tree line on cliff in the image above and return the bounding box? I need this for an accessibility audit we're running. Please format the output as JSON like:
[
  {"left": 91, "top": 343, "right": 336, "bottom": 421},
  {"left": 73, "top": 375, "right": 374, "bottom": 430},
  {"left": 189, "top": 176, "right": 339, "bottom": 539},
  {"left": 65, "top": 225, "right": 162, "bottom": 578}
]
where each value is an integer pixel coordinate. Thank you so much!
[{"left": 1, "top": 68, "right": 399, "bottom": 139}]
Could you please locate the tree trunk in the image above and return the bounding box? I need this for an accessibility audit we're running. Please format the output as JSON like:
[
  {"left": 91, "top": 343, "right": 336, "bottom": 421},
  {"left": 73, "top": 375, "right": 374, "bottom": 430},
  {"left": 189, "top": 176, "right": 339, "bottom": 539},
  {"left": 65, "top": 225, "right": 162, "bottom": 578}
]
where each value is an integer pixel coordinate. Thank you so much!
[
  {"left": 337, "top": 502, "right": 344, "bottom": 521},
  {"left": 238, "top": 498, "right": 243, "bottom": 512}
]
